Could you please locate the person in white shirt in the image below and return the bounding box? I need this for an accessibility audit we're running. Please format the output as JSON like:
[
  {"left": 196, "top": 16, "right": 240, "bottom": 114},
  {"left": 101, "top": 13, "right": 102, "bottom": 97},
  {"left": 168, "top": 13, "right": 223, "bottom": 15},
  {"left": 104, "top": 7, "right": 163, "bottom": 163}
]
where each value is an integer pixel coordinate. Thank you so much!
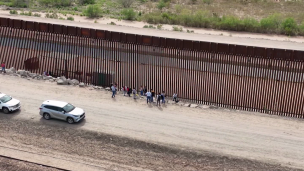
[{"left": 146, "top": 90, "right": 152, "bottom": 104}]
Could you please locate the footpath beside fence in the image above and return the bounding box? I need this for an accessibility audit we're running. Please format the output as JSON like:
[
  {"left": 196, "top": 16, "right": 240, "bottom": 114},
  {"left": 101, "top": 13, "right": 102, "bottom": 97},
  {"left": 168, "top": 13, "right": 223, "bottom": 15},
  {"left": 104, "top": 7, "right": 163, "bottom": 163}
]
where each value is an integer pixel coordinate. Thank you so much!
[{"left": 0, "top": 17, "right": 304, "bottom": 118}]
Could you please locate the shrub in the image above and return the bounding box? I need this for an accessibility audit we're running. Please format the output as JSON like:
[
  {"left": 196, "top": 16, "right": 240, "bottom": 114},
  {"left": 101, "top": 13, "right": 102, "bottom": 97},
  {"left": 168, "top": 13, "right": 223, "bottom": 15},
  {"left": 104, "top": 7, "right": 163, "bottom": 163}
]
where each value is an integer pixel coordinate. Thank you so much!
[
  {"left": 20, "top": 11, "right": 32, "bottom": 16},
  {"left": 218, "top": 16, "right": 243, "bottom": 31},
  {"left": 45, "top": 13, "right": 59, "bottom": 19},
  {"left": 11, "top": 0, "right": 27, "bottom": 8},
  {"left": 281, "top": 18, "right": 298, "bottom": 36},
  {"left": 260, "top": 14, "right": 282, "bottom": 33},
  {"left": 67, "top": 16, "right": 74, "bottom": 21},
  {"left": 108, "top": 21, "right": 116, "bottom": 25},
  {"left": 79, "top": 0, "right": 95, "bottom": 5},
  {"left": 83, "top": 5, "right": 102, "bottom": 18},
  {"left": 202, "top": 0, "right": 212, "bottom": 5},
  {"left": 299, "top": 22, "right": 304, "bottom": 36},
  {"left": 157, "top": 0, "right": 166, "bottom": 10},
  {"left": 121, "top": 8, "right": 136, "bottom": 20},
  {"left": 242, "top": 18, "right": 260, "bottom": 32},
  {"left": 33, "top": 13, "right": 41, "bottom": 17},
  {"left": 190, "top": 0, "right": 197, "bottom": 4},
  {"left": 118, "top": 0, "right": 135, "bottom": 8},
  {"left": 143, "top": 25, "right": 156, "bottom": 29},
  {"left": 39, "top": 0, "right": 72, "bottom": 7},
  {"left": 172, "top": 26, "right": 183, "bottom": 32},
  {"left": 157, "top": 24, "right": 162, "bottom": 29},
  {"left": 9, "top": 10, "right": 18, "bottom": 15}
]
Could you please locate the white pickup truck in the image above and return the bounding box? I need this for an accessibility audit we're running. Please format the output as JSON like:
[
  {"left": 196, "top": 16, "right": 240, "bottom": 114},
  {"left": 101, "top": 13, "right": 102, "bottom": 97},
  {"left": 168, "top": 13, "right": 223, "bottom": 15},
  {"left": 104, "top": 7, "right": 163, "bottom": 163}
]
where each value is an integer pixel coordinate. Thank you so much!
[{"left": 0, "top": 92, "right": 21, "bottom": 113}]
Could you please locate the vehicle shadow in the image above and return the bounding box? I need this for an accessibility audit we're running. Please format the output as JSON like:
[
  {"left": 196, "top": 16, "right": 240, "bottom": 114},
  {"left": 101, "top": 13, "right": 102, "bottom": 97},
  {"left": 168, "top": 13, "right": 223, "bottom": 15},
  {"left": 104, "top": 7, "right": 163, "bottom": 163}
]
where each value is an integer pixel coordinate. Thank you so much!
[
  {"left": 39, "top": 117, "right": 86, "bottom": 128},
  {"left": 0, "top": 109, "right": 21, "bottom": 119}
]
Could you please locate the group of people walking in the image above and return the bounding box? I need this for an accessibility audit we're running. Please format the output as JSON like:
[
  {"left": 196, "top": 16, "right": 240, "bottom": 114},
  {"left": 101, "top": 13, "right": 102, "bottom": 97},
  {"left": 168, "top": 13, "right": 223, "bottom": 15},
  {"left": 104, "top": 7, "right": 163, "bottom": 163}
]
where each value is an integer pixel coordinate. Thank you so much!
[{"left": 110, "top": 83, "right": 179, "bottom": 106}]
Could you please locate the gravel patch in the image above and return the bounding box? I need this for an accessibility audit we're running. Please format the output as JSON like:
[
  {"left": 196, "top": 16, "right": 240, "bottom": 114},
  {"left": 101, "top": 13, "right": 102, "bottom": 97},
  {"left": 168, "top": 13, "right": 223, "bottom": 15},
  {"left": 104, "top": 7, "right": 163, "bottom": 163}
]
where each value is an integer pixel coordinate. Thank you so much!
[
  {"left": 0, "top": 156, "right": 61, "bottom": 171},
  {"left": 0, "top": 117, "right": 301, "bottom": 171}
]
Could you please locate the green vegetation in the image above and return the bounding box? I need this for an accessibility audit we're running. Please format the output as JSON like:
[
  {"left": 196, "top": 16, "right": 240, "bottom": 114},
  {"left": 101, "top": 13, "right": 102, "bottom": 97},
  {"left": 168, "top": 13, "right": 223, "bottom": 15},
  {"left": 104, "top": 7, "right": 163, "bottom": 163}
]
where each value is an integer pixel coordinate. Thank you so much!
[
  {"left": 2, "top": 0, "right": 304, "bottom": 36},
  {"left": 67, "top": 16, "right": 74, "bottom": 21},
  {"left": 143, "top": 25, "right": 156, "bottom": 29},
  {"left": 172, "top": 26, "right": 182, "bottom": 32},
  {"left": 20, "top": 11, "right": 32, "bottom": 16},
  {"left": 10, "top": 0, "right": 27, "bottom": 8},
  {"left": 83, "top": 4, "right": 102, "bottom": 18},
  {"left": 143, "top": 11, "right": 304, "bottom": 36},
  {"left": 33, "top": 13, "right": 41, "bottom": 17},
  {"left": 118, "top": 0, "right": 134, "bottom": 8},
  {"left": 108, "top": 21, "right": 116, "bottom": 25},
  {"left": 38, "top": 0, "right": 72, "bottom": 7},
  {"left": 79, "top": 0, "right": 95, "bottom": 5},
  {"left": 121, "top": 8, "right": 136, "bottom": 20},
  {"left": 45, "top": 12, "right": 59, "bottom": 19},
  {"left": 9, "top": 10, "right": 18, "bottom": 14},
  {"left": 281, "top": 18, "right": 298, "bottom": 36}
]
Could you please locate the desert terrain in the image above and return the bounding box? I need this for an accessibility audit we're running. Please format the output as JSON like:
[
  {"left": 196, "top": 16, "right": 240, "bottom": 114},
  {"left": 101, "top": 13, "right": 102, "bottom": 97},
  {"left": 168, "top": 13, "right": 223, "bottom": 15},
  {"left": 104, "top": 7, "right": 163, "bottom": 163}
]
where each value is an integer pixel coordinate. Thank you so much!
[{"left": 0, "top": 73, "right": 304, "bottom": 170}]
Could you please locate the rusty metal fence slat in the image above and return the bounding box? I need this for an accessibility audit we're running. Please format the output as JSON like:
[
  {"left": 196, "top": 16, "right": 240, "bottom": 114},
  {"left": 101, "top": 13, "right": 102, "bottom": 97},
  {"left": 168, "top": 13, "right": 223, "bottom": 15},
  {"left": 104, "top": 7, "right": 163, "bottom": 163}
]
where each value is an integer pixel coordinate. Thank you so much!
[{"left": 1, "top": 18, "right": 304, "bottom": 118}]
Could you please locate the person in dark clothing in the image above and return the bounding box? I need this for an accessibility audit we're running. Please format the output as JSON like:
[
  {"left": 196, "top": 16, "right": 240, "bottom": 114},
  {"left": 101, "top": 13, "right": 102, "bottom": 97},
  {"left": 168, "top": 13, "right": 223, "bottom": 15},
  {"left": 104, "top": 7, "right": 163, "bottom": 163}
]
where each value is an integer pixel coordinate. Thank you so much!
[
  {"left": 156, "top": 92, "right": 161, "bottom": 106},
  {"left": 161, "top": 91, "right": 166, "bottom": 104},
  {"left": 151, "top": 89, "right": 155, "bottom": 102},
  {"left": 143, "top": 86, "right": 147, "bottom": 95},
  {"left": 127, "top": 87, "right": 132, "bottom": 97}
]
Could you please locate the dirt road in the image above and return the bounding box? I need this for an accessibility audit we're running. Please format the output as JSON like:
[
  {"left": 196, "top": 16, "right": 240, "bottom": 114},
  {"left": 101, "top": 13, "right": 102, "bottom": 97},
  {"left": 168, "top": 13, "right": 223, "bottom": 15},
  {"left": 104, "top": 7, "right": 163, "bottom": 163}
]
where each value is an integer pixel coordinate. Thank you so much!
[{"left": 0, "top": 74, "right": 304, "bottom": 170}]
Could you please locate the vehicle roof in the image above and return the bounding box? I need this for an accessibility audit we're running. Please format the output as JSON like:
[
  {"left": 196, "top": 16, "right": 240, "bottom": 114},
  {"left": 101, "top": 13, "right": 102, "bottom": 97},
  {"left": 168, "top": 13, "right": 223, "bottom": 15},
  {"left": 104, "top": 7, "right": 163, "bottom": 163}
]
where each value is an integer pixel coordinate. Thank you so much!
[
  {"left": 42, "top": 100, "right": 68, "bottom": 108},
  {"left": 0, "top": 93, "right": 6, "bottom": 98}
]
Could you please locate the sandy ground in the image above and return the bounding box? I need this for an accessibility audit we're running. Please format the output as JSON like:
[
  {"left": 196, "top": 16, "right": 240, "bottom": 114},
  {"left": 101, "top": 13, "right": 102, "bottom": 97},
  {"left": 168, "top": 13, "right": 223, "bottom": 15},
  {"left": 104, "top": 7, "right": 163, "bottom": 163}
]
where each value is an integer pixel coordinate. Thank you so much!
[
  {"left": 0, "top": 156, "right": 61, "bottom": 171},
  {"left": 1, "top": 11, "right": 304, "bottom": 51},
  {"left": 0, "top": 73, "right": 304, "bottom": 170}
]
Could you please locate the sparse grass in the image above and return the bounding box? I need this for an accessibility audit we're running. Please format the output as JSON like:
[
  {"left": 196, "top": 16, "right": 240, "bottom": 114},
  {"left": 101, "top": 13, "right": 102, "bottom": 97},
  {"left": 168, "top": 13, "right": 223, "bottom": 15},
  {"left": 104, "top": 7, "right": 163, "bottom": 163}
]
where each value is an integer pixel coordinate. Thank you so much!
[
  {"left": 187, "top": 29, "right": 194, "bottom": 33},
  {"left": 157, "top": 24, "right": 163, "bottom": 30},
  {"left": 143, "top": 25, "right": 156, "bottom": 29},
  {"left": 45, "top": 12, "right": 59, "bottom": 19},
  {"left": 172, "top": 26, "right": 183, "bottom": 32},
  {"left": 33, "top": 13, "right": 41, "bottom": 17},
  {"left": 67, "top": 16, "right": 74, "bottom": 21},
  {"left": 108, "top": 21, "right": 116, "bottom": 25},
  {"left": 2, "top": 0, "right": 304, "bottom": 36},
  {"left": 9, "top": 10, "right": 18, "bottom": 15},
  {"left": 20, "top": 11, "right": 32, "bottom": 16}
]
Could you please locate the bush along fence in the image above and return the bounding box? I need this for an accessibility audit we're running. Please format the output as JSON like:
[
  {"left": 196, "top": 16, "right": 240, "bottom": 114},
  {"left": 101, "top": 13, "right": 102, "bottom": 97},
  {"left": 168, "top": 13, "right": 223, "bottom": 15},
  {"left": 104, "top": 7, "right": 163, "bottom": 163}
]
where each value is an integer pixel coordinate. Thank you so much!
[{"left": 0, "top": 17, "right": 304, "bottom": 118}]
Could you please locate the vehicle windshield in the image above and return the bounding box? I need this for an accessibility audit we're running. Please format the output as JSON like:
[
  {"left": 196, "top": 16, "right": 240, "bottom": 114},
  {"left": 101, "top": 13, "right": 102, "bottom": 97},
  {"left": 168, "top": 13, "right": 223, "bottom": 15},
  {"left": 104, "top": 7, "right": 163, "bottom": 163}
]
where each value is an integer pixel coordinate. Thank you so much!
[
  {"left": 0, "top": 95, "right": 12, "bottom": 103},
  {"left": 63, "top": 103, "right": 75, "bottom": 112}
]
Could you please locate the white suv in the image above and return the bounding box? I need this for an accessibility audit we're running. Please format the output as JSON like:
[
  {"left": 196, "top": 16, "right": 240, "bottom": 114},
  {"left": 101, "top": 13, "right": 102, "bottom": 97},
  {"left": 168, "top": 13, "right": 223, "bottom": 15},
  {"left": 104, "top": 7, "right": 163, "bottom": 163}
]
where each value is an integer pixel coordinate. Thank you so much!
[
  {"left": 39, "top": 100, "right": 85, "bottom": 124},
  {"left": 0, "top": 92, "right": 21, "bottom": 114}
]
